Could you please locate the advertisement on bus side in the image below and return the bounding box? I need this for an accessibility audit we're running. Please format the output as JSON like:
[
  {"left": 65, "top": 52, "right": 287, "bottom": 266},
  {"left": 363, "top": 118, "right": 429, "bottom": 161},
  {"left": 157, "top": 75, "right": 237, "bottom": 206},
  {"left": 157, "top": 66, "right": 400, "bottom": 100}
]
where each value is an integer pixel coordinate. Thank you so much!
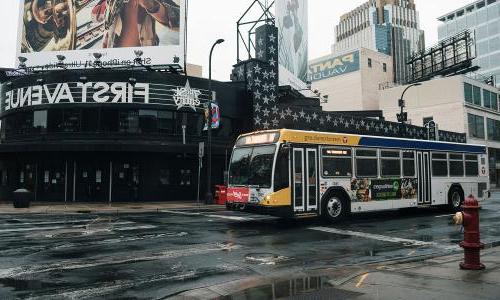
[{"left": 350, "top": 178, "right": 417, "bottom": 202}]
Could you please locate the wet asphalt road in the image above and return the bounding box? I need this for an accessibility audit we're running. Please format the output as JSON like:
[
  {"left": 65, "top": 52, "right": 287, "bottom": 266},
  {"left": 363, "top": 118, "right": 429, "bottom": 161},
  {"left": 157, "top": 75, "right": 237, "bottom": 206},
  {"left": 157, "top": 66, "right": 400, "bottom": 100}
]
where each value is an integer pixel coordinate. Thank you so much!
[{"left": 1, "top": 194, "right": 500, "bottom": 299}]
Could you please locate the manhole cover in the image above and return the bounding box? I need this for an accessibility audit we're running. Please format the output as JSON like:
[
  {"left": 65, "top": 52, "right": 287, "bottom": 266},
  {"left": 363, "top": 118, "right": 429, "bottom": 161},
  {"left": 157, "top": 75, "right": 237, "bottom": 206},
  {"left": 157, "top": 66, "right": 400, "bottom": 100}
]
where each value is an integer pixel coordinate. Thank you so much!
[{"left": 245, "top": 253, "right": 291, "bottom": 265}]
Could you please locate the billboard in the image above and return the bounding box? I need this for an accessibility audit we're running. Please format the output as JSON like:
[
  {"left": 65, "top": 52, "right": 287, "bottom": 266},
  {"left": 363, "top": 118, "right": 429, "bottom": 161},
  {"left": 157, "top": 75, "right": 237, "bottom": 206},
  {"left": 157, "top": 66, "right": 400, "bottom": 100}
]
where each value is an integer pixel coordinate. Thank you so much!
[
  {"left": 17, "top": 0, "right": 185, "bottom": 69},
  {"left": 276, "top": 0, "right": 308, "bottom": 89},
  {"left": 308, "top": 51, "right": 360, "bottom": 82}
]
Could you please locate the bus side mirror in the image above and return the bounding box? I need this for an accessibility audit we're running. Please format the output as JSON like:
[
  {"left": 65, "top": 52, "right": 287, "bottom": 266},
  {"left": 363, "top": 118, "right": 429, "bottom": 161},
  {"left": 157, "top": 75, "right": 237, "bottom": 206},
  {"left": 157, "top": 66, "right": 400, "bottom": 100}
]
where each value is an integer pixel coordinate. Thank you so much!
[{"left": 282, "top": 142, "right": 292, "bottom": 149}]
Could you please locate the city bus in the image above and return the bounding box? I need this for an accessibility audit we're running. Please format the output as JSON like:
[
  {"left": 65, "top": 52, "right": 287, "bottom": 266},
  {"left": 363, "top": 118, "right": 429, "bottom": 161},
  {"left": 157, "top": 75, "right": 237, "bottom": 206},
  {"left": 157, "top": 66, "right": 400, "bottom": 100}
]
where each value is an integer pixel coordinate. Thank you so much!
[{"left": 226, "top": 129, "right": 491, "bottom": 222}]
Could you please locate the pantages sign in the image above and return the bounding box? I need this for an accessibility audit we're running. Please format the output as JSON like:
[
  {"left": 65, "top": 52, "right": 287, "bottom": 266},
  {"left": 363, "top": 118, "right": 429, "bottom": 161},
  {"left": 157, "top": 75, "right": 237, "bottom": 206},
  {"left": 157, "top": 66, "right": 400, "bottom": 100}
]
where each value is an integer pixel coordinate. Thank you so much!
[
  {"left": 308, "top": 51, "right": 360, "bottom": 82},
  {"left": 2, "top": 80, "right": 206, "bottom": 113}
]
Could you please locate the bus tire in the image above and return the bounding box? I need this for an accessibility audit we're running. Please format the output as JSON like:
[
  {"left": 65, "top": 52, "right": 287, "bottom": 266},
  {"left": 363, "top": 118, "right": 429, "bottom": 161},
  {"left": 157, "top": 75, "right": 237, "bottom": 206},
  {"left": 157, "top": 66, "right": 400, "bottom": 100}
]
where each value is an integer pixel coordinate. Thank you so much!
[
  {"left": 321, "top": 192, "right": 349, "bottom": 223},
  {"left": 448, "top": 186, "right": 464, "bottom": 212}
]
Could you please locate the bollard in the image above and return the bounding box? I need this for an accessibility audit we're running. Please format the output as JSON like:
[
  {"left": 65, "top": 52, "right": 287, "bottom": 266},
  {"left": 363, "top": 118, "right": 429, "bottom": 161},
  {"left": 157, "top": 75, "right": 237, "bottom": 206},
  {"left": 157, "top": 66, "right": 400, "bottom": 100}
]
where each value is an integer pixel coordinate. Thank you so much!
[{"left": 453, "top": 195, "right": 485, "bottom": 270}]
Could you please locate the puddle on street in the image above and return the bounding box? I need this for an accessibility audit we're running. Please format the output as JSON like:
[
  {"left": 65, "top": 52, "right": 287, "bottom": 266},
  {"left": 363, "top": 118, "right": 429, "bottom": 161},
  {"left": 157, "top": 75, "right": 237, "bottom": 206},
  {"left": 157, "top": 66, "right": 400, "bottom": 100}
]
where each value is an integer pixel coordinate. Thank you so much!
[
  {"left": 0, "top": 277, "right": 49, "bottom": 291},
  {"left": 217, "top": 276, "right": 363, "bottom": 300}
]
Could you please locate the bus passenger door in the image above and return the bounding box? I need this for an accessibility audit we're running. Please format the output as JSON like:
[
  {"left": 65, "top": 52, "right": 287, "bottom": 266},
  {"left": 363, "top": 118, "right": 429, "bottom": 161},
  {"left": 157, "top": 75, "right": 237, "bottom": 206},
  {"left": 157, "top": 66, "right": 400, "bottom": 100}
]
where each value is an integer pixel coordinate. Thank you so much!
[
  {"left": 306, "top": 149, "right": 318, "bottom": 212},
  {"left": 292, "top": 149, "right": 305, "bottom": 212},
  {"left": 417, "top": 152, "right": 432, "bottom": 205}
]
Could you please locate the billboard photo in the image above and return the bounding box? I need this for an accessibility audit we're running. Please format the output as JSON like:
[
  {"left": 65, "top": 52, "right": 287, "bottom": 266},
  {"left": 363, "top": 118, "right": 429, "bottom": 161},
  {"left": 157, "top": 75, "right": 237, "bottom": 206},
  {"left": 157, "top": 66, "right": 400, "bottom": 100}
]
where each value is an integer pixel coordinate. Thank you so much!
[
  {"left": 18, "top": 0, "right": 184, "bottom": 68},
  {"left": 276, "top": 0, "right": 308, "bottom": 87}
]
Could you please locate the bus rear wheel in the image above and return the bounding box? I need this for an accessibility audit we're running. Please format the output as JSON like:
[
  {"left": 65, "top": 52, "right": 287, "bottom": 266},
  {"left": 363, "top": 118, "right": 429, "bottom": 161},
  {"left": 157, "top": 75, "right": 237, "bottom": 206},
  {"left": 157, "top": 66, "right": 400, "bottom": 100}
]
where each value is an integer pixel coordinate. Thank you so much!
[
  {"left": 448, "top": 187, "right": 464, "bottom": 212},
  {"left": 321, "top": 193, "right": 348, "bottom": 223}
]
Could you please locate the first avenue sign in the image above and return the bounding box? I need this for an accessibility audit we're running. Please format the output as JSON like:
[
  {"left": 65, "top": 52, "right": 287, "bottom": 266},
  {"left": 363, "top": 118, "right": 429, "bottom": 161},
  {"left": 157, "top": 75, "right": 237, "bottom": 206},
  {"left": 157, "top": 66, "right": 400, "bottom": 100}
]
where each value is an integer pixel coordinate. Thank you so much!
[{"left": 2, "top": 80, "right": 206, "bottom": 113}]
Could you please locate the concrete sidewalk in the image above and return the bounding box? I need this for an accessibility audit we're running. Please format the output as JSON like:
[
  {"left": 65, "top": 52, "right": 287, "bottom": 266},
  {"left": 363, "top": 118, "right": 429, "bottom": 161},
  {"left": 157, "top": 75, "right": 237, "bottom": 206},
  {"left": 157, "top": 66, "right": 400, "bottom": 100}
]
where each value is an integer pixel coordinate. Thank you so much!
[
  {"left": 0, "top": 201, "right": 225, "bottom": 214},
  {"left": 338, "top": 247, "right": 500, "bottom": 300},
  {"left": 176, "top": 247, "right": 500, "bottom": 299}
]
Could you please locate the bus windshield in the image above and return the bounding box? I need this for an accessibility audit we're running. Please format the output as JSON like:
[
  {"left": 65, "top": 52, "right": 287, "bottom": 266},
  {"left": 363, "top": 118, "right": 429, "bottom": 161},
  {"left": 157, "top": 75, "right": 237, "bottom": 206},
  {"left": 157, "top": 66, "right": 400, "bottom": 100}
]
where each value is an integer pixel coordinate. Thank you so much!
[{"left": 228, "top": 145, "right": 276, "bottom": 188}]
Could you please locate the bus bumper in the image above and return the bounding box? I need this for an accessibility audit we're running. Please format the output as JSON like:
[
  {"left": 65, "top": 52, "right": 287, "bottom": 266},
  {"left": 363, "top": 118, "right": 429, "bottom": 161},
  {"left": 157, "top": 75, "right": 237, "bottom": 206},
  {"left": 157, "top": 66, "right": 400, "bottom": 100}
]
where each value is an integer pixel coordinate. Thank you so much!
[{"left": 226, "top": 202, "right": 293, "bottom": 218}]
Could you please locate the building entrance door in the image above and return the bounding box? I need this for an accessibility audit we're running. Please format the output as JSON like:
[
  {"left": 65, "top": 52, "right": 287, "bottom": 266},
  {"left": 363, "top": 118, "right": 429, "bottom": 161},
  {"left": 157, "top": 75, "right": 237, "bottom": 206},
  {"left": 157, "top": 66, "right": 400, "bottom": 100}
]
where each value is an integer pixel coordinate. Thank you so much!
[
  {"left": 112, "top": 162, "right": 140, "bottom": 202},
  {"left": 75, "top": 161, "right": 109, "bottom": 202},
  {"left": 38, "top": 161, "right": 66, "bottom": 202}
]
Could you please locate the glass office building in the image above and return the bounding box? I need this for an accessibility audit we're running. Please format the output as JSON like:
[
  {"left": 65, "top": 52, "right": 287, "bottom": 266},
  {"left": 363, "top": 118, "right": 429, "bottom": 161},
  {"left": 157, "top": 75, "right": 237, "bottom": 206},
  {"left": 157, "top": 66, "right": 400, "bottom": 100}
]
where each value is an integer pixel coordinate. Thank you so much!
[
  {"left": 333, "top": 0, "right": 425, "bottom": 84},
  {"left": 438, "top": 0, "right": 500, "bottom": 87}
]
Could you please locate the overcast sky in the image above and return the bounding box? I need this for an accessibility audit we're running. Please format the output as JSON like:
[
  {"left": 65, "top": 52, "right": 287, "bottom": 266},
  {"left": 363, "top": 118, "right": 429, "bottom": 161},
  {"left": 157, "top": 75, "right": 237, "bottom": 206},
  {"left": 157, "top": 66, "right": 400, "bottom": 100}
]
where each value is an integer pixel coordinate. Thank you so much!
[{"left": 0, "top": 0, "right": 474, "bottom": 80}]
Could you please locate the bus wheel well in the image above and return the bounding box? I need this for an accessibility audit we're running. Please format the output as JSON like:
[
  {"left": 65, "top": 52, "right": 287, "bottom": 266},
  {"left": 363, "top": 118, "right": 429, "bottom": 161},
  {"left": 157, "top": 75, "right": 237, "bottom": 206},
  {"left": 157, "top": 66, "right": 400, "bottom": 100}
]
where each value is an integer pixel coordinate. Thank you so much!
[
  {"left": 448, "top": 184, "right": 464, "bottom": 198},
  {"left": 322, "top": 187, "right": 351, "bottom": 213},
  {"left": 448, "top": 184, "right": 465, "bottom": 211}
]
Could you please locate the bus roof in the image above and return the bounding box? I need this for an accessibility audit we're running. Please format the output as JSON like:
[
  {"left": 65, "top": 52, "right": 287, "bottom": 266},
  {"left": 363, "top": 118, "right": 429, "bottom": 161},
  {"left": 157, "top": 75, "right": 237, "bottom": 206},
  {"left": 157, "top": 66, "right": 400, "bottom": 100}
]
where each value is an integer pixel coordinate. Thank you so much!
[{"left": 237, "top": 129, "right": 486, "bottom": 154}]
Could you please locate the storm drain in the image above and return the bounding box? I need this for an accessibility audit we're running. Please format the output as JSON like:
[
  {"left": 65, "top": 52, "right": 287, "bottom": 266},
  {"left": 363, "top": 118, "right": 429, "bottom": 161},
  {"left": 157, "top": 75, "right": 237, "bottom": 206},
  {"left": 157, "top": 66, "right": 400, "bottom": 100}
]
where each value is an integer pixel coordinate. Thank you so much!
[{"left": 245, "top": 253, "right": 292, "bottom": 265}]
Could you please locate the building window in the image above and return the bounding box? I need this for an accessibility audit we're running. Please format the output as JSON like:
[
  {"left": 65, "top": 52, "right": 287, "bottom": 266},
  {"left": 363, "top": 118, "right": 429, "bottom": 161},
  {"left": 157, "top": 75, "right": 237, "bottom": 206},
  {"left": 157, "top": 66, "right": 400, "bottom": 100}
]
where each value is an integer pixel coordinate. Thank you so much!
[
  {"left": 432, "top": 153, "right": 448, "bottom": 177},
  {"left": 487, "top": 118, "right": 500, "bottom": 141},
  {"left": 423, "top": 117, "right": 434, "bottom": 126},
  {"left": 47, "top": 109, "right": 64, "bottom": 133},
  {"left": 355, "top": 149, "right": 378, "bottom": 177},
  {"left": 33, "top": 110, "right": 47, "bottom": 134},
  {"left": 139, "top": 110, "right": 158, "bottom": 134},
  {"left": 119, "top": 110, "right": 139, "bottom": 133},
  {"left": 368, "top": 58, "right": 372, "bottom": 68},
  {"left": 383, "top": 63, "right": 387, "bottom": 72},
  {"left": 322, "top": 148, "right": 352, "bottom": 177},
  {"left": 473, "top": 86, "right": 481, "bottom": 106},
  {"left": 464, "top": 83, "right": 473, "bottom": 103},
  {"left": 468, "top": 114, "right": 485, "bottom": 139},
  {"left": 483, "top": 90, "right": 498, "bottom": 110},
  {"left": 158, "top": 111, "right": 175, "bottom": 134}
]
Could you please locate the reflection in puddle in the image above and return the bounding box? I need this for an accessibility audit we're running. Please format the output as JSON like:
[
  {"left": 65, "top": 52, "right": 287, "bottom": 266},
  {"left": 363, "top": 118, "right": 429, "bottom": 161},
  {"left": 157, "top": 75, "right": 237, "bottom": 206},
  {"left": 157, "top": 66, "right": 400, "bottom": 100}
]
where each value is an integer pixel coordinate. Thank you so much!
[
  {"left": 0, "top": 278, "right": 47, "bottom": 291},
  {"left": 217, "top": 276, "right": 362, "bottom": 300}
]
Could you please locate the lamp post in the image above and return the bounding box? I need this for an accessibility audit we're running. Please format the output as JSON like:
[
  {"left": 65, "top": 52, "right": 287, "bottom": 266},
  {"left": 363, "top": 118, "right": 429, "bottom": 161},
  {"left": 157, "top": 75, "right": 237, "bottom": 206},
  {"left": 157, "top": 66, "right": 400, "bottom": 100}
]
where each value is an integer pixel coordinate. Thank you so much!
[
  {"left": 206, "top": 38, "right": 225, "bottom": 204},
  {"left": 397, "top": 82, "right": 422, "bottom": 124}
]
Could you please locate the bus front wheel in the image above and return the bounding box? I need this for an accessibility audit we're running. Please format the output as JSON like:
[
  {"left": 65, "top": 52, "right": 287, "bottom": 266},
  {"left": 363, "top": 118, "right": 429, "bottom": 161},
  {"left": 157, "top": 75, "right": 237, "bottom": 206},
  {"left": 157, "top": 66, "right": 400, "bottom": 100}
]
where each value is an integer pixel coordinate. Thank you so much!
[
  {"left": 448, "top": 186, "right": 464, "bottom": 212},
  {"left": 321, "top": 193, "right": 349, "bottom": 223}
]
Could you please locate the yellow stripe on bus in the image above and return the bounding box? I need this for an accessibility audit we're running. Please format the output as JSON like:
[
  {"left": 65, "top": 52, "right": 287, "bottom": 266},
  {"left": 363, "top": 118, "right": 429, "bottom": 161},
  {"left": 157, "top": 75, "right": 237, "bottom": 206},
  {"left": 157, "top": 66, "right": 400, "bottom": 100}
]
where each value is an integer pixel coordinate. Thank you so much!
[
  {"left": 260, "top": 187, "right": 291, "bottom": 206},
  {"left": 279, "top": 130, "right": 361, "bottom": 146}
]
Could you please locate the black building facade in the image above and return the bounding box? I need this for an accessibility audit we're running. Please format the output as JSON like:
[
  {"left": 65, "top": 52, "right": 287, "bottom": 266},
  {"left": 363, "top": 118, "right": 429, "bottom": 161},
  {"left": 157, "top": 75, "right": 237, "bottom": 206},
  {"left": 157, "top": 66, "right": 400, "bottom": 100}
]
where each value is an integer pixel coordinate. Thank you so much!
[{"left": 0, "top": 69, "right": 250, "bottom": 202}]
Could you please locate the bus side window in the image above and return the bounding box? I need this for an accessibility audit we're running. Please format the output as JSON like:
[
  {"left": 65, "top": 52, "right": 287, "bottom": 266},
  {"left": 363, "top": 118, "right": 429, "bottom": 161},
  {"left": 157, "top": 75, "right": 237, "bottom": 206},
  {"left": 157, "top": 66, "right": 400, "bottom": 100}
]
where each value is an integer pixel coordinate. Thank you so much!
[
  {"left": 274, "top": 148, "right": 290, "bottom": 191},
  {"left": 321, "top": 147, "right": 352, "bottom": 177},
  {"left": 403, "top": 151, "right": 416, "bottom": 177},
  {"left": 465, "top": 154, "right": 479, "bottom": 176},
  {"left": 432, "top": 152, "right": 448, "bottom": 177},
  {"left": 355, "top": 149, "right": 378, "bottom": 178}
]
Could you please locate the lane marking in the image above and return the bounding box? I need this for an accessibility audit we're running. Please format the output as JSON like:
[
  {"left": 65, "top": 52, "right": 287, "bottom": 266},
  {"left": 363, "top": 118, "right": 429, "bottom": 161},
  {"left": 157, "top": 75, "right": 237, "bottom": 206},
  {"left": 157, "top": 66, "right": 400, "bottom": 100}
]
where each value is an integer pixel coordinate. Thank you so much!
[
  {"left": 162, "top": 210, "right": 253, "bottom": 221},
  {"left": 356, "top": 273, "right": 369, "bottom": 288},
  {"left": 207, "top": 214, "right": 252, "bottom": 221},
  {"left": 115, "top": 225, "right": 157, "bottom": 231},
  {"left": 309, "top": 226, "right": 458, "bottom": 250},
  {"left": 0, "top": 221, "right": 135, "bottom": 233}
]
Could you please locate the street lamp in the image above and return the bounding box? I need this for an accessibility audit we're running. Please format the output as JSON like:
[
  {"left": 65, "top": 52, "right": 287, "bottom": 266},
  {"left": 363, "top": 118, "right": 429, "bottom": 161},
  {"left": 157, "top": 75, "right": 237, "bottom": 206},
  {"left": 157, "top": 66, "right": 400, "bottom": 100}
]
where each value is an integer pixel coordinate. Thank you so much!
[
  {"left": 397, "top": 82, "right": 422, "bottom": 124},
  {"left": 206, "top": 38, "right": 225, "bottom": 204}
]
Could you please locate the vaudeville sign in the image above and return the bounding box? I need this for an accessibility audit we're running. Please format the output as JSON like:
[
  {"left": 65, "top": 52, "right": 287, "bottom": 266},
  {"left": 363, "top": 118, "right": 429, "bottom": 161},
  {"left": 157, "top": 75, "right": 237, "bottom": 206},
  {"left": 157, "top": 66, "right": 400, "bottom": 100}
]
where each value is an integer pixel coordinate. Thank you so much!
[{"left": 2, "top": 80, "right": 206, "bottom": 113}]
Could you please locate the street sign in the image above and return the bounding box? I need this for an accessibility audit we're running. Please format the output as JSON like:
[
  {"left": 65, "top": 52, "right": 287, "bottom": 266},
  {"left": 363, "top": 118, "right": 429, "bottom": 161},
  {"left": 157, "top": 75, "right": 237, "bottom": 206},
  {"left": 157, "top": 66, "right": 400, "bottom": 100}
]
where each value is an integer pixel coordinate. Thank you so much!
[{"left": 199, "top": 142, "right": 205, "bottom": 158}]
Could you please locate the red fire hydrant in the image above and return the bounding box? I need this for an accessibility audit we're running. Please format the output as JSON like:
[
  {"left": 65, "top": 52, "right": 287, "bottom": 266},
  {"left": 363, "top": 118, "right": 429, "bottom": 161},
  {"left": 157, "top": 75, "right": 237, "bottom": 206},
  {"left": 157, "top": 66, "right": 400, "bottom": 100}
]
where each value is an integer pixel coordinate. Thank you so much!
[{"left": 453, "top": 195, "right": 485, "bottom": 270}]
